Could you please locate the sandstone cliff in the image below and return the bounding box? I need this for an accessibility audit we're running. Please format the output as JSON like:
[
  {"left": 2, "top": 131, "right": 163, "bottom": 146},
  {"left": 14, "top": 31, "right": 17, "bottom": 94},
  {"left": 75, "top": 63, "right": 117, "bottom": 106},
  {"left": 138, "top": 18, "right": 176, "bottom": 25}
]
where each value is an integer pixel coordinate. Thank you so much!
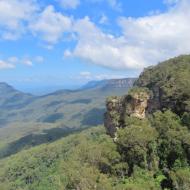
[
  {"left": 104, "top": 55, "right": 190, "bottom": 137},
  {"left": 104, "top": 87, "right": 150, "bottom": 137}
]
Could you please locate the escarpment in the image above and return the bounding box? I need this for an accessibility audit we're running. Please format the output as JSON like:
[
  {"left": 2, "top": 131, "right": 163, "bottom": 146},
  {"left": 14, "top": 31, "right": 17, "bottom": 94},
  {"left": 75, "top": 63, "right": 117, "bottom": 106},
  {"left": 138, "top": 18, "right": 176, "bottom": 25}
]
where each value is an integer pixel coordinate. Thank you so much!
[
  {"left": 104, "top": 55, "right": 190, "bottom": 137},
  {"left": 104, "top": 88, "right": 150, "bottom": 137}
]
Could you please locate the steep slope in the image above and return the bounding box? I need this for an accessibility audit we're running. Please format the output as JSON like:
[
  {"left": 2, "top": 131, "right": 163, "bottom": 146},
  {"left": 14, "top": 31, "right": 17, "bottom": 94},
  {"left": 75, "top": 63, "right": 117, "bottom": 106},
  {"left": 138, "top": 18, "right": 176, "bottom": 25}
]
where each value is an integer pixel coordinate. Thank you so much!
[
  {"left": 105, "top": 55, "right": 190, "bottom": 136},
  {"left": 103, "top": 55, "right": 190, "bottom": 189},
  {"left": 0, "top": 126, "right": 164, "bottom": 190}
]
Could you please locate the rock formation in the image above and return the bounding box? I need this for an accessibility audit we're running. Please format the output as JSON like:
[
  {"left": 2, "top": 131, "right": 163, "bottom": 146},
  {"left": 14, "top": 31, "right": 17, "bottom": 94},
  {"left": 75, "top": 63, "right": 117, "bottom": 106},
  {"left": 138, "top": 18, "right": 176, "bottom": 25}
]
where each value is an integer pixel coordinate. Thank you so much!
[{"left": 104, "top": 88, "right": 150, "bottom": 137}]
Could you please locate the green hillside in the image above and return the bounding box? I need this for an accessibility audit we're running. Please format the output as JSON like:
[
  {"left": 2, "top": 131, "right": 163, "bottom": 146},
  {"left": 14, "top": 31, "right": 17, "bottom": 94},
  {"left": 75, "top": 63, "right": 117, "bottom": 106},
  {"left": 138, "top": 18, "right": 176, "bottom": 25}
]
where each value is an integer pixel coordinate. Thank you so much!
[
  {"left": 135, "top": 55, "right": 190, "bottom": 116},
  {"left": 0, "top": 111, "right": 190, "bottom": 190},
  {"left": 0, "top": 55, "right": 190, "bottom": 190}
]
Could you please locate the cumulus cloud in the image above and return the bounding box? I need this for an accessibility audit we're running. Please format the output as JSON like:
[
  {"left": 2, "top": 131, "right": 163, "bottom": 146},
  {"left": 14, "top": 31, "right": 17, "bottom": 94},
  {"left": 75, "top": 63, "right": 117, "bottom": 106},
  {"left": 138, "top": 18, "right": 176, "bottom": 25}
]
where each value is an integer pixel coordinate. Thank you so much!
[
  {"left": 68, "top": 17, "right": 150, "bottom": 69},
  {"left": 29, "top": 5, "right": 72, "bottom": 44},
  {"left": 57, "top": 0, "right": 80, "bottom": 9},
  {"left": 1, "top": 0, "right": 190, "bottom": 71},
  {"left": 0, "top": 0, "right": 38, "bottom": 40},
  {"left": 0, "top": 60, "right": 15, "bottom": 69},
  {"left": 64, "top": 0, "right": 190, "bottom": 69},
  {"left": 0, "top": 55, "right": 45, "bottom": 69}
]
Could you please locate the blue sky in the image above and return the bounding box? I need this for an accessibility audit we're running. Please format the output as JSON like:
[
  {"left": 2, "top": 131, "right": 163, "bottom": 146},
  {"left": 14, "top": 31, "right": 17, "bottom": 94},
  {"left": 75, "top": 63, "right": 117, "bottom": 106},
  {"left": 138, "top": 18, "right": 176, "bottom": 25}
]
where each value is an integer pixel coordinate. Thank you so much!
[{"left": 0, "top": 0, "right": 189, "bottom": 93}]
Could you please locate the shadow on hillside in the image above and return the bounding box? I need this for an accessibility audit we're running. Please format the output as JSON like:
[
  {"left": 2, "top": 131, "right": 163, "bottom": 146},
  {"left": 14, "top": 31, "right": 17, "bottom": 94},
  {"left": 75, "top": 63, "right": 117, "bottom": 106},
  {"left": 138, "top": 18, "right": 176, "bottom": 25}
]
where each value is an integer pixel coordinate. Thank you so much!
[
  {"left": 0, "top": 126, "right": 85, "bottom": 159},
  {"left": 81, "top": 108, "right": 105, "bottom": 126}
]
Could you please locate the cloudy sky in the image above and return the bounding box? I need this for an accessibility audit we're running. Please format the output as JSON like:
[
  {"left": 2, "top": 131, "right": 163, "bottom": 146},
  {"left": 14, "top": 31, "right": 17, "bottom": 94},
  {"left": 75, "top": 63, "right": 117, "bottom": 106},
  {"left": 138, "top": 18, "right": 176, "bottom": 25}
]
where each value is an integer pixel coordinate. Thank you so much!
[{"left": 0, "top": 0, "right": 189, "bottom": 92}]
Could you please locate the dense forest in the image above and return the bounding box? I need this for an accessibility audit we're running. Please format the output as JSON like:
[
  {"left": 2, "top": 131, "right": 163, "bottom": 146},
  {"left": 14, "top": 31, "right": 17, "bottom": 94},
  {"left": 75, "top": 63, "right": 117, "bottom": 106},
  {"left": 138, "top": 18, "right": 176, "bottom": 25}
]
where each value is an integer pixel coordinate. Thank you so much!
[{"left": 0, "top": 55, "right": 190, "bottom": 190}]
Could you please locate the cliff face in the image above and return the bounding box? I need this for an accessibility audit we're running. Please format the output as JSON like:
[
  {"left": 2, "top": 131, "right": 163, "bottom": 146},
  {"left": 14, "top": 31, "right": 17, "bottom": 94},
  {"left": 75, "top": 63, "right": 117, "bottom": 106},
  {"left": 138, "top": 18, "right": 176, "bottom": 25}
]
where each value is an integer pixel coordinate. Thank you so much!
[
  {"left": 104, "top": 88, "right": 150, "bottom": 137},
  {"left": 82, "top": 78, "right": 136, "bottom": 90},
  {"left": 104, "top": 55, "right": 190, "bottom": 137}
]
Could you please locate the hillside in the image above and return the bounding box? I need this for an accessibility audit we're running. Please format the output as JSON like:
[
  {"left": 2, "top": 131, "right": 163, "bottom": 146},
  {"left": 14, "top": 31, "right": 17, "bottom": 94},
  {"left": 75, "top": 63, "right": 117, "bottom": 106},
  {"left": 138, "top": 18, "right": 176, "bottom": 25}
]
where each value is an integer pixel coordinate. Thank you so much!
[
  {"left": 135, "top": 55, "right": 190, "bottom": 116},
  {"left": 0, "top": 82, "right": 34, "bottom": 112},
  {"left": 0, "top": 126, "right": 165, "bottom": 190},
  {"left": 0, "top": 78, "right": 135, "bottom": 158},
  {"left": 0, "top": 78, "right": 135, "bottom": 127},
  {"left": 0, "top": 55, "right": 190, "bottom": 190}
]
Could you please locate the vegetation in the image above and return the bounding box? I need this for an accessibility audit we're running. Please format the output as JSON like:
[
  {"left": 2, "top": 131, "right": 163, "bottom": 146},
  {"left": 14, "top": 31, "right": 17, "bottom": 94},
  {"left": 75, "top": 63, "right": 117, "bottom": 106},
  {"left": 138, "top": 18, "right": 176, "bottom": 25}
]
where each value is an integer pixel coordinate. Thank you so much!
[
  {"left": 0, "top": 55, "right": 190, "bottom": 189},
  {"left": 0, "top": 108, "right": 190, "bottom": 189},
  {"left": 135, "top": 55, "right": 190, "bottom": 115}
]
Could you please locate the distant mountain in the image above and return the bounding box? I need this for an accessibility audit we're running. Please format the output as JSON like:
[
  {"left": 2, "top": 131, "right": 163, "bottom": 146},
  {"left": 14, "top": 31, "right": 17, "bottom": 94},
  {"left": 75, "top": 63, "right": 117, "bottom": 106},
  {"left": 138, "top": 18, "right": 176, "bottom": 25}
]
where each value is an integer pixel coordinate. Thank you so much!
[
  {"left": 81, "top": 78, "right": 136, "bottom": 90},
  {"left": 0, "top": 82, "right": 34, "bottom": 110},
  {"left": 81, "top": 80, "right": 108, "bottom": 89},
  {"left": 0, "top": 78, "right": 135, "bottom": 157},
  {"left": 0, "top": 78, "right": 135, "bottom": 127}
]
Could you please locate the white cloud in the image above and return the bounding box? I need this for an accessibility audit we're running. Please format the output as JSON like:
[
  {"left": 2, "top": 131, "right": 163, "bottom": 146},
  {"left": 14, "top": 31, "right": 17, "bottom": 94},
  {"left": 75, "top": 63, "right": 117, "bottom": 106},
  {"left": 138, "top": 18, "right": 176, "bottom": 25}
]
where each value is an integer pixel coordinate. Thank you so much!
[
  {"left": 164, "top": 0, "right": 179, "bottom": 5},
  {"left": 57, "top": 0, "right": 80, "bottom": 9},
  {"left": 22, "top": 59, "right": 33, "bottom": 66},
  {"left": 64, "top": 49, "right": 72, "bottom": 57},
  {"left": 0, "top": 0, "right": 38, "bottom": 40},
  {"left": 107, "top": 0, "right": 121, "bottom": 10},
  {"left": 8, "top": 56, "right": 33, "bottom": 66},
  {"left": 30, "top": 5, "right": 72, "bottom": 44},
  {"left": 65, "top": 0, "right": 190, "bottom": 70},
  {"left": 0, "top": 60, "right": 15, "bottom": 69},
  {"left": 68, "top": 17, "right": 145, "bottom": 69},
  {"left": 88, "top": 0, "right": 121, "bottom": 10},
  {"left": 79, "top": 71, "right": 92, "bottom": 79},
  {"left": 0, "top": 55, "right": 45, "bottom": 69},
  {"left": 99, "top": 14, "right": 108, "bottom": 24},
  {"left": 8, "top": 57, "right": 19, "bottom": 63},
  {"left": 35, "top": 56, "right": 44, "bottom": 63}
]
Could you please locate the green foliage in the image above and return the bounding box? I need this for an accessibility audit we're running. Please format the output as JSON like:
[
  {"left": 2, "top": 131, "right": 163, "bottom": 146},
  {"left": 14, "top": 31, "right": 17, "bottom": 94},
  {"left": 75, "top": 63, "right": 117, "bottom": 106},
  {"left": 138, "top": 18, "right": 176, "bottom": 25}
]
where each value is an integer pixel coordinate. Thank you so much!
[
  {"left": 169, "top": 168, "right": 190, "bottom": 190},
  {"left": 1, "top": 110, "right": 190, "bottom": 190},
  {"left": 0, "top": 127, "right": 121, "bottom": 190},
  {"left": 117, "top": 118, "right": 158, "bottom": 171},
  {"left": 122, "top": 167, "right": 162, "bottom": 190},
  {"left": 151, "top": 110, "right": 189, "bottom": 168},
  {"left": 127, "top": 87, "right": 151, "bottom": 98},
  {"left": 135, "top": 55, "right": 190, "bottom": 115},
  {"left": 0, "top": 126, "right": 163, "bottom": 190},
  {"left": 182, "top": 112, "right": 190, "bottom": 129}
]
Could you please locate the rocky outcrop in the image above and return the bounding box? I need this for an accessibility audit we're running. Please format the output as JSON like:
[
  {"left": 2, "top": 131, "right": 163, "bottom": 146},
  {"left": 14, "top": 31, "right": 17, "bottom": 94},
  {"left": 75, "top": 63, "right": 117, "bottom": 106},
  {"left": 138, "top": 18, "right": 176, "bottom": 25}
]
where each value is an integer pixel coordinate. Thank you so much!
[
  {"left": 104, "top": 96, "right": 124, "bottom": 137},
  {"left": 104, "top": 88, "right": 150, "bottom": 137}
]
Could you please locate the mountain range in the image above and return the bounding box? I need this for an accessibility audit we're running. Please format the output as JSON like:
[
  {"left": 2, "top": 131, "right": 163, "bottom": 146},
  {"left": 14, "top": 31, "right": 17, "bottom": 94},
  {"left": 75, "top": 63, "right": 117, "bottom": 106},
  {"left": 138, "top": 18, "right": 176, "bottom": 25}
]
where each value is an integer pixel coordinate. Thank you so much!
[{"left": 0, "top": 78, "right": 135, "bottom": 158}]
